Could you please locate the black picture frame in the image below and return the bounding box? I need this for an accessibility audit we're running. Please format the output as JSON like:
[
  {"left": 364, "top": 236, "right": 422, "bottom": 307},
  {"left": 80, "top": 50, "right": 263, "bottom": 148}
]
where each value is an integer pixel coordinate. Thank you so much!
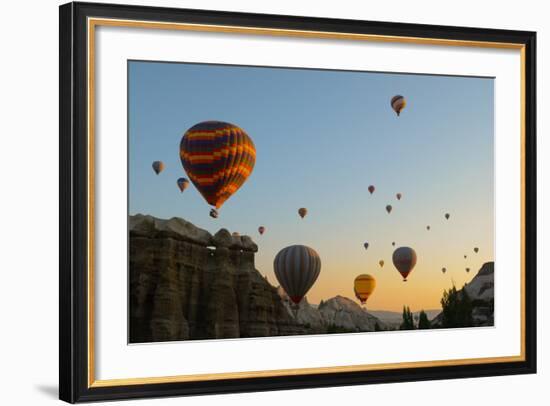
[{"left": 60, "top": 1, "right": 536, "bottom": 403}]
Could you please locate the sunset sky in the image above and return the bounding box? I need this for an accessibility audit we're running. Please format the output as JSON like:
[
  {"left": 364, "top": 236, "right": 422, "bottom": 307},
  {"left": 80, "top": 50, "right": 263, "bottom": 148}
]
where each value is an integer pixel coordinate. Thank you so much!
[{"left": 128, "top": 60, "right": 494, "bottom": 312}]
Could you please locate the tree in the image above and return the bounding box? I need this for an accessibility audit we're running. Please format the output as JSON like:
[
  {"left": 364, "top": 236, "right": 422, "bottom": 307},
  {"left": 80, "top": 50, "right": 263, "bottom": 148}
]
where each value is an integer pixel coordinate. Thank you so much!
[
  {"left": 400, "top": 306, "right": 415, "bottom": 330},
  {"left": 418, "top": 310, "right": 430, "bottom": 329},
  {"left": 440, "top": 284, "right": 473, "bottom": 328}
]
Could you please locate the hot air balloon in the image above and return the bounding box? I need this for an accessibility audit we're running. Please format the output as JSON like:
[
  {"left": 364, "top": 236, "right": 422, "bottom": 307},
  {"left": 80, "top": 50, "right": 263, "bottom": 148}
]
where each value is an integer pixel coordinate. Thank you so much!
[
  {"left": 391, "top": 95, "right": 406, "bottom": 116},
  {"left": 152, "top": 161, "right": 164, "bottom": 175},
  {"left": 298, "top": 207, "right": 308, "bottom": 219},
  {"left": 363, "top": 242, "right": 369, "bottom": 250},
  {"left": 445, "top": 213, "right": 450, "bottom": 220},
  {"left": 177, "top": 177, "right": 190, "bottom": 192},
  {"left": 274, "top": 245, "right": 321, "bottom": 305},
  {"left": 442, "top": 267, "right": 447, "bottom": 274},
  {"left": 258, "top": 226, "right": 265, "bottom": 235},
  {"left": 386, "top": 205, "right": 393, "bottom": 214},
  {"left": 466, "top": 267, "right": 470, "bottom": 273},
  {"left": 209, "top": 208, "right": 219, "bottom": 219},
  {"left": 396, "top": 193, "right": 402, "bottom": 200},
  {"left": 180, "top": 121, "right": 255, "bottom": 215},
  {"left": 392, "top": 242, "right": 396, "bottom": 247},
  {"left": 426, "top": 225, "right": 431, "bottom": 231},
  {"left": 379, "top": 260, "right": 384, "bottom": 268},
  {"left": 354, "top": 274, "right": 376, "bottom": 305},
  {"left": 392, "top": 246, "right": 417, "bottom": 281},
  {"left": 464, "top": 255, "right": 467, "bottom": 259},
  {"left": 474, "top": 247, "right": 479, "bottom": 253},
  {"left": 368, "top": 185, "right": 375, "bottom": 194}
]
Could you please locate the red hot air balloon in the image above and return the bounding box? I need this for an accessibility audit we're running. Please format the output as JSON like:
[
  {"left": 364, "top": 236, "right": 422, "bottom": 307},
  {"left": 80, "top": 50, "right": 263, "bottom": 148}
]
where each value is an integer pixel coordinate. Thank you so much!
[
  {"left": 180, "top": 121, "right": 255, "bottom": 214},
  {"left": 274, "top": 245, "right": 321, "bottom": 305},
  {"left": 368, "top": 185, "right": 375, "bottom": 194},
  {"left": 392, "top": 247, "right": 417, "bottom": 281}
]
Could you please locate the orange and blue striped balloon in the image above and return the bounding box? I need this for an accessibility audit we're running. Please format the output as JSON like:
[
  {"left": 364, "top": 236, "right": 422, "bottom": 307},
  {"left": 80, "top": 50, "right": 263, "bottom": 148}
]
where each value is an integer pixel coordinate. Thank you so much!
[{"left": 180, "top": 121, "right": 256, "bottom": 209}]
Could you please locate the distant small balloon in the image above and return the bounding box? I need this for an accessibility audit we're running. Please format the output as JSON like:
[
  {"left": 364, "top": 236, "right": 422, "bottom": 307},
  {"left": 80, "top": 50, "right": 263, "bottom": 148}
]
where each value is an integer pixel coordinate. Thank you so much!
[
  {"left": 391, "top": 95, "right": 406, "bottom": 116},
  {"left": 464, "top": 255, "right": 467, "bottom": 259},
  {"left": 177, "top": 177, "right": 190, "bottom": 192},
  {"left": 396, "top": 193, "right": 402, "bottom": 200},
  {"left": 152, "top": 161, "right": 164, "bottom": 175},
  {"left": 379, "top": 260, "right": 384, "bottom": 268},
  {"left": 474, "top": 247, "right": 479, "bottom": 253},
  {"left": 209, "top": 208, "right": 219, "bottom": 219},
  {"left": 363, "top": 242, "right": 369, "bottom": 250},
  {"left": 445, "top": 213, "right": 450, "bottom": 220},
  {"left": 427, "top": 225, "right": 431, "bottom": 231},
  {"left": 392, "top": 242, "right": 396, "bottom": 246},
  {"left": 386, "top": 205, "right": 393, "bottom": 214},
  {"left": 442, "top": 267, "right": 447, "bottom": 273},
  {"left": 466, "top": 267, "right": 470, "bottom": 273},
  {"left": 368, "top": 185, "right": 375, "bottom": 195},
  {"left": 258, "top": 226, "right": 265, "bottom": 235},
  {"left": 298, "top": 207, "right": 308, "bottom": 219}
]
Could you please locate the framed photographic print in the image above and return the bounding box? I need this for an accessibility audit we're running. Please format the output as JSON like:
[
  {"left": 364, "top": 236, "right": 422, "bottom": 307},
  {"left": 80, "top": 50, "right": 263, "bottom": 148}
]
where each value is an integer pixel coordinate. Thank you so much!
[{"left": 59, "top": 1, "right": 536, "bottom": 403}]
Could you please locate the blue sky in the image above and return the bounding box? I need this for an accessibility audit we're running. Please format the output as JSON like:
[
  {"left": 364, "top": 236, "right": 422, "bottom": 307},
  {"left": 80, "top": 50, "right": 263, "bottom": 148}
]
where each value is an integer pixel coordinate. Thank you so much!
[{"left": 128, "top": 60, "right": 494, "bottom": 311}]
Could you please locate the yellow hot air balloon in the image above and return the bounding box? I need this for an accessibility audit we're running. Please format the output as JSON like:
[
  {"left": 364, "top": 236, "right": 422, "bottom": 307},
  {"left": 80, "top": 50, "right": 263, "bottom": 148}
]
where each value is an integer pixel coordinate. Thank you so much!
[
  {"left": 379, "top": 260, "right": 384, "bottom": 268},
  {"left": 354, "top": 274, "right": 376, "bottom": 305},
  {"left": 391, "top": 95, "right": 406, "bottom": 116}
]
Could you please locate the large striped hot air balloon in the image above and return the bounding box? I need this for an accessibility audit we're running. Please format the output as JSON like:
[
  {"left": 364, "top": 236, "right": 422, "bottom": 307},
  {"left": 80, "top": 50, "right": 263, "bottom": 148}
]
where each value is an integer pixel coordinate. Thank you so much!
[
  {"left": 180, "top": 121, "right": 256, "bottom": 213},
  {"left": 354, "top": 274, "right": 376, "bottom": 305},
  {"left": 392, "top": 247, "right": 417, "bottom": 281},
  {"left": 274, "top": 245, "right": 321, "bottom": 305},
  {"left": 391, "top": 95, "right": 406, "bottom": 116}
]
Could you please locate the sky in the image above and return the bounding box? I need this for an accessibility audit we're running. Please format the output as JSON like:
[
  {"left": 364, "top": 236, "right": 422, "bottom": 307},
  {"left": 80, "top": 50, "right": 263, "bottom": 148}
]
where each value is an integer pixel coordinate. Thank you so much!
[{"left": 128, "top": 60, "right": 494, "bottom": 312}]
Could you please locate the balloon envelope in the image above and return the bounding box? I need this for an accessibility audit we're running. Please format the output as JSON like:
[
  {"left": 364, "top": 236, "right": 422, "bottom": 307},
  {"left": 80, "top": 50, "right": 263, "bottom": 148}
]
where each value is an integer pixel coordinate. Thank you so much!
[
  {"left": 368, "top": 185, "right": 375, "bottom": 194},
  {"left": 354, "top": 274, "right": 376, "bottom": 304},
  {"left": 258, "top": 226, "right": 265, "bottom": 235},
  {"left": 392, "top": 247, "right": 417, "bottom": 281},
  {"left": 180, "top": 121, "right": 255, "bottom": 209},
  {"left": 363, "top": 242, "right": 369, "bottom": 250},
  {"left": 391, "top": 95, "right": 406, "bottom": 116},
  {"left": 396, "top": 193, "right": 402, "bottom": 200},
  {"left": 298, "top": 208, "right": 308, "bottom": 218},
  {"left": 445, "top": 213, "right": 450, "bottom": 220},
  {"left": 442, "top": 267, "right": 447, "bottom": 273},
  {"left": 474, "top": 247, "right": 479, "bottom": 253},
  {"left": 152, "top": 161, "right": 164, "bottom": 175},
  {"left": 274, "top": 245, "right": 321, "bottom": 304},
  {"left": 386, "top": 205, "right": 392, "bottom": 214},
  {"left": 379, "top": 260, "right": 384, "bottom": 268},
  {"left": 177, "top": 177, "right": 190, "bottom": 192}
]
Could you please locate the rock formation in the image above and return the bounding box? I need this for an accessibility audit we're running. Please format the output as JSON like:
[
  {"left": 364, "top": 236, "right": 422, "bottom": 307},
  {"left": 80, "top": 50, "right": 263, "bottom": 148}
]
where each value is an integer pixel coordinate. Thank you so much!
[
  {"left": 129, "top": 214, "right": 305, "bottom": 343},
  {"left": 431, "top": 262, "right": 494, "bottom": 328}
]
